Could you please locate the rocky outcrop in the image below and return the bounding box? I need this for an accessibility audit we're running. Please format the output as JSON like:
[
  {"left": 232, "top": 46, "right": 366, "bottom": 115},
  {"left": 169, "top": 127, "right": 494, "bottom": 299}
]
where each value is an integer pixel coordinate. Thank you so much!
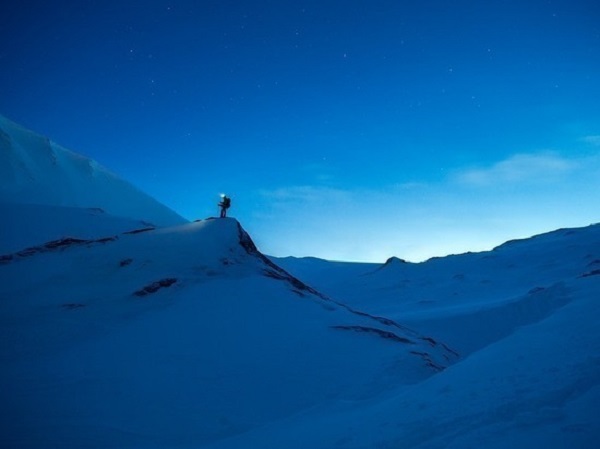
[
  {"left": 0, "top": 236, "right": 117, "bottom": 263},
  {"left": 133, "top": 278, "right": 178, "bottom": 297},
  {"left": 331, "top": 325, "right": 414, "bottom": 344},
  {"left": 122, "top": 227, "right": 155, "bottom": 235},
  {"left": 236, "top": 221, "right": 327, "bottom": 299}
]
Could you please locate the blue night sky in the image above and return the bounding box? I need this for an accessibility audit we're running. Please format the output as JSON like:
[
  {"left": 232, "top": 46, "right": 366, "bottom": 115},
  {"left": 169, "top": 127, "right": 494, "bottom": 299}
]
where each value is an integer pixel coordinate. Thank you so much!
[{"left": 1, "top": 0, "right": 599, "bottom": 261}]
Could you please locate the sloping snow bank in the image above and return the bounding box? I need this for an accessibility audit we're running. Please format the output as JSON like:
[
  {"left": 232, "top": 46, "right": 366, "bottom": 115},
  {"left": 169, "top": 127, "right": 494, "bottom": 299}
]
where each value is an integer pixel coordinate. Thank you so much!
[
  {"left": 0, "top": 203, "right": 155, "bottom": 253},
  {"left": 0, "top": 115, "right": 186, "bottom": 226}
]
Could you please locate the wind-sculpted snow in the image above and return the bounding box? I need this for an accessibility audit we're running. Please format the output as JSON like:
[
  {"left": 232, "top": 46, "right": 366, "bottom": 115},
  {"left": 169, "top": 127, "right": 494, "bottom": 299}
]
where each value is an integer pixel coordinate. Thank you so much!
[
  {"left": 263, "top": 223, "right": 600, "bottom": 449},
  {"left": 0, "top": 217, "right": 458, "bottom": 449}
]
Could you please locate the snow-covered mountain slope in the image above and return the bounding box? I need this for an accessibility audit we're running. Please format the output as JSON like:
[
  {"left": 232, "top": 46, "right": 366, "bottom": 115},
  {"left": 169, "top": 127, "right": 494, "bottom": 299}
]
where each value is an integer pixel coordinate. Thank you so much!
[
  {"left": 203, "top": 272, "right": 600, "bottom": 449},
  {"left": 0, "top": 218, "right": 457, "bottom": 449},
  {"left": 206, "top": 224, "right": 600, "bottom": 449},
  {"left": 274, "top": 224, "right": 600, "bottom": 354},
  {"left": 0, "top": 203, "right": 159, "bottom": 253},
  {"left": 0, "top": 115, "right": 186, "bottom": 227}
]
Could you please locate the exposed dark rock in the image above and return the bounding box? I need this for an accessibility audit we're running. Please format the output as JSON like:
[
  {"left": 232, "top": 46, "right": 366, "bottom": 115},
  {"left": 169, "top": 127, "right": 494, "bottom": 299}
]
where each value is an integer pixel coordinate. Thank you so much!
[
  {"left": 95, "top": 237, "right": 116, "bottom": 244},
  {"left": 61, "top": 303, "right": 86, "bottom": 310},
  {"left": 45, "top": 237, "right": 88, "bottom": 249},
  {"left": 262, "top": 268, "right": 321, "bottom": 297},
  {"left": 119, "top": 258, "right": 133, "bottom": 267},
  {"left": 236, "top": 220, "right": 458, "bottom": 365},
  {"left": 14, "top": 249, "right": 36, "bottom": 257},
  {"left": 235, "top": 221, "right": 327, "bottom": 299},
  {"left": 410, "top": 351, "right": 444, "bottom": 371},
  {"left": 345, "top": 308, "right": 405, "bottom": 329},
  {"left": 420, "top": 337, "right": 460, "bottom": 358},
  {"left": 237, "top": 222, "right": 260, "bottom": 255},
  {"left": 331, "top": 325, "right": 414, "bottom": 344},
  {"left": 122, "top": 227, "right": 155, "bottom": 235},
  {"left": 86, "top": 207, "right": 105, "bottom": 214},
  {"left": 365, "top": 256, "right": 410, "bottom": 275},
  {"left": 440, "top": 342, "right": 460, "bottom": 357},
  {"left": 383, "top": 256, "right": 408, "bottom": 266},
  {"left": 0, "top": 236, "right": 118, "bottom": 264},
  {"left": 420, "top": 336, "right": 438, "bottom": 346},
  {"left": 528, "top": 286, "right": 545, "bottom": 294},
  {"left": 0, "top": 254, "right": 14, "bottom": 264},
  {"left": 262, "top": 269, "right": 287, "bottom": 281},
  {"left": 134, "top": 278, "right": 178, "bottom": 297},
  {"left": 45, "top": 236, "right": 117, "bottom": 249},
  {"left": 580, "top": 269, "right": 600, "bottom": 278}
]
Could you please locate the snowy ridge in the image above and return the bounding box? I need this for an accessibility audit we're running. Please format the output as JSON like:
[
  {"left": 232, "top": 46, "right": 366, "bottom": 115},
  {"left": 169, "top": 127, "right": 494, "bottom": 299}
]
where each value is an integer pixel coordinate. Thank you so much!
[
  {"left": 0, "top": 217, "right": 458, "bottom": 448},
  {"left": 0, "top": 217, "right": 458, "bottom": 371},
  {"left": 276, "top": 224, "right": 600, "bottom": 355},
  {"left": 0, "top": 115, "right": 186, "bottom": 226},
  {"left": 238, "top": 221, "right": 460, "bottom": 370}
]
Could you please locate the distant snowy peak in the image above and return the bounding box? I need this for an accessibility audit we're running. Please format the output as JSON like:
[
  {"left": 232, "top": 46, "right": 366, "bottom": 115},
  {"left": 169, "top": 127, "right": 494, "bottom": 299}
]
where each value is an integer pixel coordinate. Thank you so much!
[
  {"left": 382, "top": 256, "right": 409, "bottom": 267},
  {"left": 0, "top": 115, "right": 186, "bottom": 226},
  {"left": 492, "top": 223, "right": 600, "bottom": 252}
]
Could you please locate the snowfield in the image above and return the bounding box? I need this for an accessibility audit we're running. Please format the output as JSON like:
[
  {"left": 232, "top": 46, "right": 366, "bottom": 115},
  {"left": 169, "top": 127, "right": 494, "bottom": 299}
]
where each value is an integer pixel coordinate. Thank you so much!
[
  {"left": 1, "top": 217, "right": 457, "bottom": 448},
  {"left": 269, "top": 225, "right": 600, "bottom": 448},
  {"left": 1, "top": 117, "right": 599, "bottom": 448}
]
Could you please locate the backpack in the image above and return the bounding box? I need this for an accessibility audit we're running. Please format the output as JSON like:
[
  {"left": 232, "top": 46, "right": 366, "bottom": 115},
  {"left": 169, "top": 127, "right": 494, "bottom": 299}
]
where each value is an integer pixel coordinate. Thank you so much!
[{"left": 223, "top": 197, "right": 231, "bottom": 208}]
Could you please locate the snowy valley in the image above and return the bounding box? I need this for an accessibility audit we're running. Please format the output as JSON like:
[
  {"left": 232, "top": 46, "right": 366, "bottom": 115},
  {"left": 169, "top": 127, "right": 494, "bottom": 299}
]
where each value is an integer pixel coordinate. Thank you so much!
[{"left": 1, "top": 117, "right": 599, "bottom": 448}]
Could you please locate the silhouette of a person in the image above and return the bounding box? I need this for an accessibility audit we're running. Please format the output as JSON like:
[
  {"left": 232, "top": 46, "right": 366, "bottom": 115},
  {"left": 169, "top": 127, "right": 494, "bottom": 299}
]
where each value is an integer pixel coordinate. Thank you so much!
[{"left": 219, "top": 195, "right": 231, "bottom": 218}]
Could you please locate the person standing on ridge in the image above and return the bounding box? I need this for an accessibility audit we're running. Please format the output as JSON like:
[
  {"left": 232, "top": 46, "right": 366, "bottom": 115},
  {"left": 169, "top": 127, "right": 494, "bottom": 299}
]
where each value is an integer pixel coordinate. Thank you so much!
[{"left": 219, "top": 194, "right": 231, "bottom": 218}]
